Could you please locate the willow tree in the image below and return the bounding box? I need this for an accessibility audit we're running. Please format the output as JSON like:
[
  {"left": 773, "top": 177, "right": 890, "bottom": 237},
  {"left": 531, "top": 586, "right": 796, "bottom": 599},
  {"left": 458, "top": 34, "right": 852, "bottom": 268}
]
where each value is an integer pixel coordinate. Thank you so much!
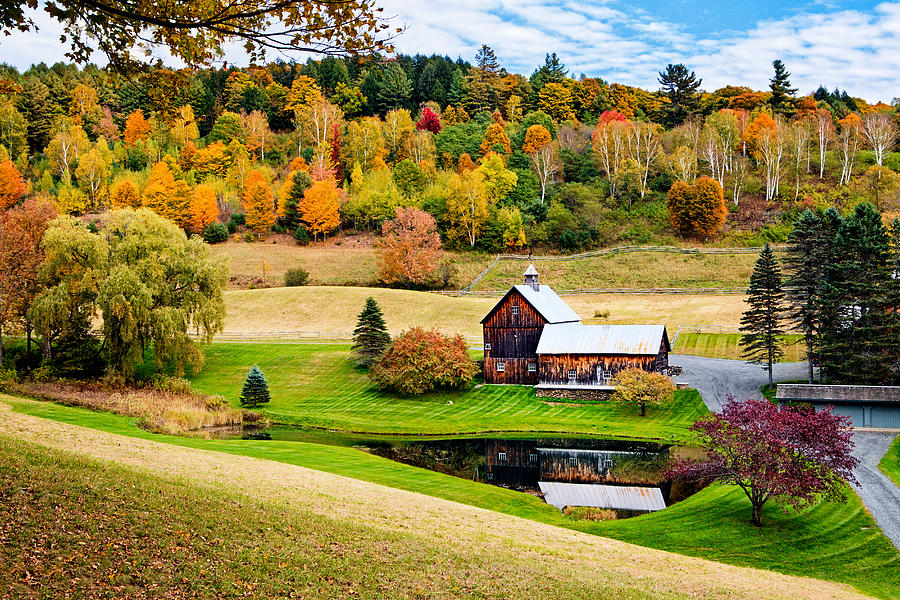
[{"left": 30, "top": 209, "right": 227, "bottom": 378}]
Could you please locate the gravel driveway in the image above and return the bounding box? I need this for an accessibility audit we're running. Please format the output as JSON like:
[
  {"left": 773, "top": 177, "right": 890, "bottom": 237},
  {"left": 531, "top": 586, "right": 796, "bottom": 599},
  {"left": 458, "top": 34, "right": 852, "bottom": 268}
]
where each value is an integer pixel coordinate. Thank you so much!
[{"left": 670, "top": 353, "right": 900, "bottom": 550}]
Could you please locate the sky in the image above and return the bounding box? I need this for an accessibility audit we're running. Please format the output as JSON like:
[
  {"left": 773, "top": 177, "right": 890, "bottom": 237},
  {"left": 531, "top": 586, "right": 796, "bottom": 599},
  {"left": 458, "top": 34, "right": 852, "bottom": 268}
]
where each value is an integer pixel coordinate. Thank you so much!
[{"left": 3, "top": 1, "right": 899, "bottom": 102}]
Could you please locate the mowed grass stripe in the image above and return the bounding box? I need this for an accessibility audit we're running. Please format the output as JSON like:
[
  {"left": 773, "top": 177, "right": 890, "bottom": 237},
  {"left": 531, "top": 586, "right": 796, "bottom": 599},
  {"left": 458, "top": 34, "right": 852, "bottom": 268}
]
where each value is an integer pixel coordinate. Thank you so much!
[
  {"left": 674, "top": 333, "right": 805, "bottom": 361},
  {"left": 185, "top": 343, "right": 707, "bottom": 439},
  {"left": 5, "top": 396, "right": 899, "bottom": 599}
]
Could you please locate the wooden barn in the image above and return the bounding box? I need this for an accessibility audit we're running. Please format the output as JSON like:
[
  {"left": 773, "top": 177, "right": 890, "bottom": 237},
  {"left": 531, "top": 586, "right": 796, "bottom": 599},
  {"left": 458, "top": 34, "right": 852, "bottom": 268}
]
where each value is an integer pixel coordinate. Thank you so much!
[
  {"left": 480, "top": 265, "right": 580, "bottom": 384},
  {"left": 481, "top": 266, "right": 670, "bottom": 386}
]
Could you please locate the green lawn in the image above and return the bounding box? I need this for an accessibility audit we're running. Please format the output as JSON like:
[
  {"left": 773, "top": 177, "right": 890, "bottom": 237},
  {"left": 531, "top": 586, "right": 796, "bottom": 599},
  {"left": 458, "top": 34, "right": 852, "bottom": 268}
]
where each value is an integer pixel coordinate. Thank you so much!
[
  {"left": 673, "top": 332, "right": 806, "bottom": 361},
  {"left": 5, "top": 396, "right": 899, "bottom": 599},
  {"left": 183, "top": 343, "right": 707, "bottom": 441},
  {"left": 881, "top": 436, "right": 900, "bottom": 489}
]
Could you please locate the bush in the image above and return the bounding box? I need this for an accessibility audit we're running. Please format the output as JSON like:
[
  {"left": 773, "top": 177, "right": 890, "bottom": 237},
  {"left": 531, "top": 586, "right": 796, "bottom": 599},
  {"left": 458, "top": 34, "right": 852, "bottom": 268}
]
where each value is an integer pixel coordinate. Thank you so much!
[
  {"left": 202, "top": 222, "right": 228, "bottom": 244},
  {"left": 228, "top": 213, "right": 245, "bottom": 234},
  {"left": 563, "top": 506, "right": 617, "bottom": 521},
  {"left": 667, "top": 176, "right": 727, "bottom": 239},
  {"left": 243, "top": 231, "right": 255, "bottom": 242},
  {"left": 293, "top": 225, "right": 310, "bottom": 245},
  {"left": 370, "top": 327, "right": 478, "bottom": 395},
  {"left": 284, "top": 267, "right": 310, "bottom": 287},
  {"left": 150, "top": 375, "right": 193, "bottom": 395}
]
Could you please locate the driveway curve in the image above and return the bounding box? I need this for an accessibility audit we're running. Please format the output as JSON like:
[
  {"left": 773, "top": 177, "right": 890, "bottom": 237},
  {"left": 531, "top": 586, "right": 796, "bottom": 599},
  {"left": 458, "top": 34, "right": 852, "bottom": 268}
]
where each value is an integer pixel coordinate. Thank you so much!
[{"left": 670, "top": 353, "right": 900, "bottom": 551}]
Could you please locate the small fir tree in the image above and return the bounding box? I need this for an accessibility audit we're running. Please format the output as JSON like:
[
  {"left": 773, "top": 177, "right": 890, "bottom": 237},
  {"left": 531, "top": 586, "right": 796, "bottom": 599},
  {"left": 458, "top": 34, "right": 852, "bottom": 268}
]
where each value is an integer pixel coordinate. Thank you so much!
[
  {"left": 352, "top": 297, "right": 391, "bottom": 368},
  {"left": 739, "top": 243, "right": 786, "bottom": 387},
  {"left": 240, "top": 365, "right": 271, "bottom": 408}
]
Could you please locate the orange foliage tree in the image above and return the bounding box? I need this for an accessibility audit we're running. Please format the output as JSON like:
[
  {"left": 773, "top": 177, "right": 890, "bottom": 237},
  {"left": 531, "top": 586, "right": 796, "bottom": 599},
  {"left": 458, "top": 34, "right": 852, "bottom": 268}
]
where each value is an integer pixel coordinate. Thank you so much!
[
  {"left": 298, "top": 178, "right": 341, "bottom": 241},
  {"left": 190, "top": 184, "right": 219, "bottom": 233},
  {"left": 192, "top": 141, "right": 232, "bottom": 179},
  {"left": 376, "top": 207, "right": 443, "bottom": 287},
  {"left": 667, "top": 176, "right": 728, "bottom": 238},
  {"left": 241, "top": 169, "right": 276, "bottom": 235},
  {"left": 142, "top": 159, "right": 192, "bottom": 229},
  {"left": 110, "top": 180, "right": 141, "bottom": 208},
  {"left": 479, "top": 122, "right": 510, "bottom": 156},
  {"left": 0, "top": 159, "right": 26, "bottom": 209},
  {"left": 123, "top": 110, "right": 151, "bottom": 145}
]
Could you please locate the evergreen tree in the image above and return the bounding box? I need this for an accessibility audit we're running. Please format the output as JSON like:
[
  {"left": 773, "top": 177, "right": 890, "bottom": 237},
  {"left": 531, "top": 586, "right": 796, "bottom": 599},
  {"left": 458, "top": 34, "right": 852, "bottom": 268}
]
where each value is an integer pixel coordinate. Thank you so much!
[
  {"left": 16, "top": 78, "right": 55, "bottom": 154},
  {"left": 446, "top": 70, "right": 465, "bottom": 107},
  {"left": 783, "top": 209, "right": 839, "bottom": 383},
  {"left": 283, "top": 170, "right": 312, "bottom": 229},
  {"left": 657, "top": 63, "right": 701, "bottom": 127},
  {"left": 240, "top": 365, "right": 271, "bottom": 408},
  {"left": 769, "top": 59, "right": 798, "bottom": 115},
  {"left": 474, "top": 45, "right": 500, "bottom": 76},
  {"left": 740, "top": 243, "right": 787, "bottom": 388},
  {"left": 378, "top": 64, "right": 412, "bottom": 112},
  {"left": 530, "top": 53, "right": 567, "bottom": 93},
  {"left": 352, "top": 297, "right": 392, "bottom": 368},
  {"left": 820, "top": 203, "right": 897, "bottom": 384}
]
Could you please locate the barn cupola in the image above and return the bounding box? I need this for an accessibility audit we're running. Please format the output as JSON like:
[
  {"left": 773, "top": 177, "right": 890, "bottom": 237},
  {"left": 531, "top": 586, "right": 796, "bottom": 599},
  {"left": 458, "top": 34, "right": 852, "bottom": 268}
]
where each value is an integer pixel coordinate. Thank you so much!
[{"left": 524, "top": 264, "right": 539, "bottom": 291}]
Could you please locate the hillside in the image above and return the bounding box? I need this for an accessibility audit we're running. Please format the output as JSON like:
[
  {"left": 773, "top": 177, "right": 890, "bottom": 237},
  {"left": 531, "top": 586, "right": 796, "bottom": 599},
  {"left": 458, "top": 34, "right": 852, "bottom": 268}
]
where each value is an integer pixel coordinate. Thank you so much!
[{"left": 0, "top": 405, "right": 875, "bottom": 600}]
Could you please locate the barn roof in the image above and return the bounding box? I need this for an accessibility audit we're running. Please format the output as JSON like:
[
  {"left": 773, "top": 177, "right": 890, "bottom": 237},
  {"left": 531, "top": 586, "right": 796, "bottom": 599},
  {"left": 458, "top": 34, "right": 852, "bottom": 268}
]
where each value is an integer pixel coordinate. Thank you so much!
[
  {"left": 480, "top": 284, "right": 581, "bottom": 324},
  {"left": 536, "top": 323, "right": 669, "bottom": 355},
  {"left": 776, "top": 384, "right": 900, "bottom": 405},
  {"left": 538, "top": 482, "right": 666, "bottom": 512}
]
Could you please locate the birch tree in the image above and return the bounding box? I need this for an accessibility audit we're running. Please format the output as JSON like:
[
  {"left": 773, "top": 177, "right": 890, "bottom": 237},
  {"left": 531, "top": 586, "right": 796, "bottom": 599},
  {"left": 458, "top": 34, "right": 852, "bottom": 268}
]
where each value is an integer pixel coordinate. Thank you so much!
[
  {"left": 862, "top": 112, "right": 898, "bottom": 167},
  {"left": 837, "top": 114, "right": 861, "bottom": 186},
  {"left": 627, "top": 122, "right": 663, "bottom": 199},
  {"left": 814, "top": 108, "right": 835, "bottom": 179}
]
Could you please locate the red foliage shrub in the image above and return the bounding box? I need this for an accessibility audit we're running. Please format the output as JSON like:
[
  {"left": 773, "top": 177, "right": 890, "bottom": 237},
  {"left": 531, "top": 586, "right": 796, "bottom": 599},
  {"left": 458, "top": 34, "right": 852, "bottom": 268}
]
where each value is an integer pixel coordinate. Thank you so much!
[{"left": 370, "top": 327, "right": 478, "bottom": 395}]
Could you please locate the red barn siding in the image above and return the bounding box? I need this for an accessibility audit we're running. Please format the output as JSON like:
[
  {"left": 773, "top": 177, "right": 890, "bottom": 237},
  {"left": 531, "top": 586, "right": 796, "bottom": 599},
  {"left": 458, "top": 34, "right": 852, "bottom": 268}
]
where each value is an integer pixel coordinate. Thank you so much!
[
  {"left": 483, "top": 289, "right": 546, "bottom": 384},
  {"left": 538, "top": 354, "right": 660, "bottom": 385}
]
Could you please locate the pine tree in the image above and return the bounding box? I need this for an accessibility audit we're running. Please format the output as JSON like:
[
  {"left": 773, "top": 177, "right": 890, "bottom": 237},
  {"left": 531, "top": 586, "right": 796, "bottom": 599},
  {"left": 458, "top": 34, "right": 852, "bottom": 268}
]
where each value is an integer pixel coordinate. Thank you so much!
[
  {"left": 378, "top": 64, "right": 412, "bottom": 112},
  {"left": 740, "top": 243, "right": 787, "bottom": 388},
  {"left": 657, "top": 63, "right": 701, "bottom": 127},
  {"left": 783, "top": 209, "right": 840, "bottom": 383},
  {"left": 239, "top": 365, "right": 271, "bottom": 408},
  {"left": 819, "top": 203, "right": 896, "bottom": 384},
  {"left": 769, "top": 59, "right": 798, "bottom": 115},
  {"left": 352, "top": 297, "right": 392, "bottom": 368}
]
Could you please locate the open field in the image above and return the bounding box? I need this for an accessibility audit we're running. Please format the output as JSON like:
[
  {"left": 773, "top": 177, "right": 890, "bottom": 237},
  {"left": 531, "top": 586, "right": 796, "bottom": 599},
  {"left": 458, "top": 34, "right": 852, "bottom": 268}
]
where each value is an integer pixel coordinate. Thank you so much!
[
  {"left": 186, "top": 343, "right": 708, "bottom": 439},
  {"left": 3, "top": 398, "right": 898, "bottom": 599},
  {"left": 882, "top": 436, "right": 900, "bottom": 489},
  {"left": 472, "top": 252, "right": 760, "bottom": 291},
  {"left": 223, "top": 286, "right": 748, "bottom": 335},
  {"left": 673, "top": 333, "right": 806, "bottom": 362}
]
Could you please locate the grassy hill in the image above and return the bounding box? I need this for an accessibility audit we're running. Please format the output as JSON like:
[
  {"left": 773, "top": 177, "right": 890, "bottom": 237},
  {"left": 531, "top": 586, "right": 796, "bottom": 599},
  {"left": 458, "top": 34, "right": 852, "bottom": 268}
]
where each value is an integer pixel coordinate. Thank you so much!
[
  {"left": 223, "top": 286, "right": 748, "bottom": 336},
  {"left": 2, "top": 401, "right": 893, "bottom": 600}
]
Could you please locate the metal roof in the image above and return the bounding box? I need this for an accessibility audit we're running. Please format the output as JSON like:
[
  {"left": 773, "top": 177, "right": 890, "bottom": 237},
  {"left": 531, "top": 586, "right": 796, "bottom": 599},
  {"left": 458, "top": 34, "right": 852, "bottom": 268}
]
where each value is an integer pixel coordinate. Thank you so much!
[
  {"left": 511, "top": 284, "right": 582, "bottom": 324},
  {"left": 536, "top": 323, "right": 667, "bottom": 355},
  {"left": 523, "top": 263, "right": 539, "bottom": 276},
  {"left": 538, "top": 482, "right": 666, "bottom": 512},
  {"left": 776, "top": 384, "right": 900, "bottom": 405}
]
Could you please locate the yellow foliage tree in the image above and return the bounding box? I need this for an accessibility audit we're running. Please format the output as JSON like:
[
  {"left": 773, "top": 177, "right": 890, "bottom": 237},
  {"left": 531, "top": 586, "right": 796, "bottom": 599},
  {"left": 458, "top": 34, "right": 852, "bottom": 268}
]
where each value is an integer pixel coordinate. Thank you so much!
[
  {"left": 537, "top": 82, "right": 575, "bottom": 122},
  {"left": 123, "top": 110, "right": 151, "bottom": 146},
  {"left": 479, "top": 122, "right": 510, "bottom": 156},
  {"left": 298, "top": 178, "right": 341, "bottom": 241},
  {"left": 190, "top": 184, "right": 219, "bottom": 233},
  {"left": 446, "top": 170, "right": 488, "bottom": 247},
  {"left": 667, "top": 176, "right": 728, "bottom": 239},
  {"left": 242, "top": 169, "right": 276, "bottom": 236},
  {"left": 192, "top": 141, "right": 232, "bottom": 179},
  {"left": 610, "top": 367, "right": 675, "bottom": 417}
]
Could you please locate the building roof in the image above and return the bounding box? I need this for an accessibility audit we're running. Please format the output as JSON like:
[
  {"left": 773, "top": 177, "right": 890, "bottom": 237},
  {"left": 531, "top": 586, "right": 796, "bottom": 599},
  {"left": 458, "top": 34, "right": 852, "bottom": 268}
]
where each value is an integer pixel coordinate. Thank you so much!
[
  {"left": 536, "top": 323, "right": 668, "bottom": 355},
  {"left": 523, "top": 263, "right": 539, "bottom": 276},
  {"left": 480, "top": 284, "right": 581, "bottom": 324},
  {"left": 776, "top": 384, "right": 900, "bottom": 405},
  {"left": 538, "top": 482, "right": 666, "bottom": 512}
]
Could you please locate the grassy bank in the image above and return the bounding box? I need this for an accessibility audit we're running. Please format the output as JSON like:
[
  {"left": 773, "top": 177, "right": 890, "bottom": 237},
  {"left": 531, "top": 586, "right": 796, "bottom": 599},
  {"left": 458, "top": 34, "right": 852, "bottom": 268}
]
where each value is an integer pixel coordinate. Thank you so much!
[
  {"left": 881, "top": 436, "right": 900, "bottom": 489},
  {"left": 673, "top": 333, "right": 806, "bottom": 361},
  {"left": 186, "top": 343, "right": 707, "bottom": 440},
  {"left": 4, "top": 396, "right": 898, "bottom": 599}
]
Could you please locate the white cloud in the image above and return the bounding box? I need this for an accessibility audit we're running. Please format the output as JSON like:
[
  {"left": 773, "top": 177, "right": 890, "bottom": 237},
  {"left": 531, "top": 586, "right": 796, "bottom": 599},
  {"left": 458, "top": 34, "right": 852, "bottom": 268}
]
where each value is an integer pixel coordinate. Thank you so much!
[{"left": 2, "top": 1, "right": 898, "bottom": 101}]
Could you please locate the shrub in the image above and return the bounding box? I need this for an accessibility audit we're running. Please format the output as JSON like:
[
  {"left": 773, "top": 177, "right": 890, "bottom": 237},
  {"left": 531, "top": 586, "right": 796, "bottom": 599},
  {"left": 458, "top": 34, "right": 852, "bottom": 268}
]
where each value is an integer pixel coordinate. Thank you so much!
[
  {"left": 240, "top": 365, "right": 271, "bottom": 408},
  {"left": 150, "top": 375, "right": 193, "bottom": 395},
  {"left": 370, "top": 327, "right": 478, "bottom": 395},
  {"left": 284, "top": 267, "right": 310, "bottom": 287},
  {"left": 293, "top": 225, "right": 310, "bottom": 245},
  {"left": 202, "top": 222, "right": 228, "bottom": 244},
  {"left": 243, "top": 231, "right": 255, "bottom": 242},
  {"left": 667, "top": 176, "right": 727, "bottom": 238},
  {"left": 563, "top": 506, "right": 618, "bottom": 521}
]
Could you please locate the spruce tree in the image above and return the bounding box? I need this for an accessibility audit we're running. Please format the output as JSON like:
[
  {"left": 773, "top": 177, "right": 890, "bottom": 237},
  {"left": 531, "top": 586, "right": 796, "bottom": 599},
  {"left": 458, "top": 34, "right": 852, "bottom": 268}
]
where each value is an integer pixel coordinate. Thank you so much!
[
  {"left": 352, "top": 297, "right": 392, "bottom": 368},
  {"left": 378, "top": 64, "right": 412, "bottom": 112},
  {"left": 820, "top": 203, "right": 895, "bottom": 384},
  {"left": 283, "top": 170, "right": 312, "bottom": 229},
  {"left": 240, "top": 365, "right": 271, "bottom": 408},
  {"left": 740, "top": 243, "right": 787, "bottom": 388},
  {"left": 783, "top": 209, "right": 839, "bottom": 383},
  {"left": 769, "top": 59, "right": 798, "bottom": 115},
  {"left": 657, "top": 63, "right": 702, "bottom": 127}
]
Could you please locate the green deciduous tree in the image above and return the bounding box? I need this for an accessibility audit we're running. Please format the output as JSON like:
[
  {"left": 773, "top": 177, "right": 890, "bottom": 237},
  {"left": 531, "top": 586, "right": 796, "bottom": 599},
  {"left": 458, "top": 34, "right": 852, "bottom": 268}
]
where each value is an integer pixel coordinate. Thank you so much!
[
  {"left": 351, "top": 297, "right": 391, "bottom": 368},
  {"left": 739, "top": 243, "right": 787, "bottom": 388},
  {"left": 240, "top": 365, "right": 271, "bottom": 408}
]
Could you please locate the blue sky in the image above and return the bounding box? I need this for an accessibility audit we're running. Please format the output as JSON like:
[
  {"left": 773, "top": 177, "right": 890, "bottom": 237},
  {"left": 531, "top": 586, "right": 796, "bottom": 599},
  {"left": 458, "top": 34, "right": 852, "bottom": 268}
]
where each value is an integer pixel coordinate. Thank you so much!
[{"left": 3, "top": 1, "right": 899, "bottom": 101}]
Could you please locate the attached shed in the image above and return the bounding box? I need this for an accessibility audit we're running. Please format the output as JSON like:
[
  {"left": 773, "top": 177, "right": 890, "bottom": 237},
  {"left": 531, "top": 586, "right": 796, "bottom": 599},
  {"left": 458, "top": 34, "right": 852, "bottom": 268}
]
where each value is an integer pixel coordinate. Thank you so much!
[
  {"left": 535, "top": 323, "right": 670, "bottom": 387},
  {"left": 776, "top": 384, "right": 900, "bottom": 430}
]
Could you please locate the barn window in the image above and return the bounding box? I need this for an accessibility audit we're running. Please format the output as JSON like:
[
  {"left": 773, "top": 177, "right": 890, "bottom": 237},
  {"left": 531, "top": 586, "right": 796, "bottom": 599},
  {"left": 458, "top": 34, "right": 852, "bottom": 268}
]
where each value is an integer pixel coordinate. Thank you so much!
[
  {"left": 487, "top": 472, "right": 494, "bottom": 481},
  {"left": 603, "top": 370, "right": 612, "bottom": 381},
  {"left": 529, "top": 453, "right": 538, "bottom": 464},
  {"left": 511, "top": 304, "right": 519, "bottom": 315},
  {"left": 484, "top": 343, "right": 491, "bottom": 351},
  {"left": 498, "top": 452, "right": 507, "bottom": 463},
  {"left": 569, "top": 457, "right": 578, "bottom": 467},
  {"left": 528, "top": 361, "right": 536, "bottom": 373},
  {"left": 604, "top": 459, "right": 613, "bottom": 470},
  {"left": 567, "top": 369, "right": 577, "bottom": 381},
  {"left": 496, "top": 361, "right": 506, "bottom": 372}
]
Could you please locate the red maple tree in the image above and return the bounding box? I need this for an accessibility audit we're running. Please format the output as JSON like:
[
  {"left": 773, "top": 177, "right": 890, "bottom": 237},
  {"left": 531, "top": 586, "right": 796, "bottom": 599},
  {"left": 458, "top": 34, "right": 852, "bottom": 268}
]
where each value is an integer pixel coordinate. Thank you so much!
[{"left": 416, "top": 107, "right": 441, "bottom": 134}]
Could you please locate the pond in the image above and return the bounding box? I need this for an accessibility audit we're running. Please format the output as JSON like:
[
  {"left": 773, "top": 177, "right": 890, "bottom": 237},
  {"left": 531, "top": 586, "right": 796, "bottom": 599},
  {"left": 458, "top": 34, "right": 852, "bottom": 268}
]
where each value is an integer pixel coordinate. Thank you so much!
[{"left": 216, "top": 424, "right": 703, "bottom": 517}]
